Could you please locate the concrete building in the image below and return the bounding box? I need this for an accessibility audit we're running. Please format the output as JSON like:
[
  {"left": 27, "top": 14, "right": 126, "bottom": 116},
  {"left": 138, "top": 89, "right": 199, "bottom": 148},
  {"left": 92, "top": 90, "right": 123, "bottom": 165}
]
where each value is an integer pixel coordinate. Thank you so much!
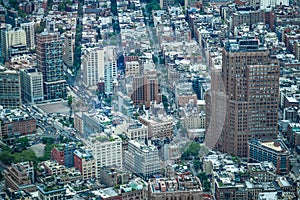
[
  {"left": 0, "top": 108, "right": 36, "bottom": 139},
  {"left": 4, "top": 161, "right": 35, "bottom": 192},
  {"left": 125, "top": 61, "right": 140, "bottom": 77},
  {"left": 248, "top": 139, "right": 290, "bottom": 174},
  {"left": 74, "top": 147, "right": 96, "bottom": 180},
  {"left": 114, "top": 120, "right": 148, "bottom": 140},
  {"left": 183, "top": 111, "right": 206, "bottom": 129},
  {"left": 20, "top": 68, "right": 44, "bottom": 104},
  {"left": 36, "top": 31, "right": 66, "bottom": 100},
  {"left": 74, "top": 112, "right": 83, "bottom": 134},
  {"left": 207, "top": 38, "right": 280, "bottom": 158},
  {"left": 160, "top": 0, "right": 175, "bottom": 9},
  {"left": 139, "top": 114, "right": 174, "bottom": 139},
  {"left": 0, "top": 66, "right": 21, "bottom": 108},
  {"left": 120, "top": 178, "right": 148, "bottom": 200},
  {"left": 124, "top": 140, "right": 160, "bottom": 179},
  {"left": 51, "top": 143, "right": 76, "bottom": 168},
  {"left": 37, "top": 181, "right": 66, "bottom": 200},
  {"left": 82, "top": 47, "right": 104, "bottom": 88},
  {"left": 131, "top": 71, "right": 162, "bottom": 109},
  {"left": 175, "top": 82, "right": 197, "bottom": 107},
  {"left": 20, "top": 21, "right": 35, "bottom": 49},
  {"left": 6, "top": 27, "right": 27, "bottom": 48},
  {"left": 259, "top": 0, "right": 289, "bottom": 9},
  {"left": 82, "top": 111, "right": 111, "bottom": 135},
  {"left": 87, "top": 132, "right": 122, "bottom": 178},
  {"left": 62, "top": 31, "right": 74, "bottom": 68},
  {"left": 148, "top": 175, "right": 203, "bottom": 200}
]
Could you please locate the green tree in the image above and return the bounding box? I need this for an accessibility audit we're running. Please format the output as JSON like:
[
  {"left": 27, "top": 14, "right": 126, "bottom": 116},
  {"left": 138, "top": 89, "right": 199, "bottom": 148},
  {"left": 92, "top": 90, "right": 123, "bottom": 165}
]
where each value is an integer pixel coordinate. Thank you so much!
[
  {"left": 35, "top": 21, "right": 46, "bottom": 34},
  {"left": 42, "top": 137, "right": 54, "bottom": 144},
  {"left": 197, "top": 172, "right": 211, "bottom": 192},
  {"left": 18, "top": 137, "right": 29, "bottom": 149},
  {"left": 162, "top": 95, "right": 169, "bottom": 110},
  {"left": 193, "top": 160, "right": 202, "bottom": 171},
  {"left": 0, "top": 151, "right": 14, "bottom": 165},
  {"left": 182, "top": 142, "right": 201, "bottom": 159},
  {"left": 68, "top": 95, "right": 73, "bottom": 107}
]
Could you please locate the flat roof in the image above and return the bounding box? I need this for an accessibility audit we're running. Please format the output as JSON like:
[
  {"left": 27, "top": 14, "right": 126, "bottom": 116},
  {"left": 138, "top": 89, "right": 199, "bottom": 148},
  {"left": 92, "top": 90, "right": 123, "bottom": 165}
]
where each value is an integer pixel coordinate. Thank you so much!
[{"left": 261, "top": 141, "right": 282, "bottom": 152}]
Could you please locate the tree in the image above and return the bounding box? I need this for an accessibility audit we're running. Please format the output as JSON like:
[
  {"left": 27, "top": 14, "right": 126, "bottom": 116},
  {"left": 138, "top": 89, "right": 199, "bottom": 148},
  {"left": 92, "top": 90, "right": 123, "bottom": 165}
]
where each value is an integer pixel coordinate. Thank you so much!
[
  {"left": 162, "top": 95, "right": 169, "bottom": 110},
  {"left": 0, "top": 151, "right": 14, "bottom": 165},
  {"left": 42, "top": 137, "right": 54, "bottom": 144},
  {"left": 18, "top": 137, "right": 29, "bottom": 149},
  {"left": 193, "top": 160, "right": 202, "bottom": 171},
  {"left": 68, "top": 95, "right": 73, "bottom": 107},
  {"left": 197, "top": 172, "right": 211, "bottom": 192}
]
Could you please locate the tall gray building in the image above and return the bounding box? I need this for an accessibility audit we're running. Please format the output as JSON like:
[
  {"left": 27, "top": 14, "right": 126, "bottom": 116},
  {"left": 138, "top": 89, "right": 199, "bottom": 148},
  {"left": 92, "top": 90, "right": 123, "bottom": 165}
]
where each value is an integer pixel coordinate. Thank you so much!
[{"left": 20, "top": 68, "right": 44, "bottom": 103}]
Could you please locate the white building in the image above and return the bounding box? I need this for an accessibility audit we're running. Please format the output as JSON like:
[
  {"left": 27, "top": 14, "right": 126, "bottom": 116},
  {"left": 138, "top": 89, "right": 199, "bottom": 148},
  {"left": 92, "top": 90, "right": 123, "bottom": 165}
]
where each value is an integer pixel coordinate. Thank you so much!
[
  {"left": 260, "top": 0, "right": 289, "bottom": 9},
  {"left": 124, "top": 140, "right": 160, "bottom": 179},
  {"left": 20, "top": 22, "right": 35, "bottom": 49},
  {"left": 114, "top": 120, "right": 148, "bottom": 140},
  {"left": 6, "top": 27, "right": 27, "bottom": 48},
  {"left": 82, "top": 47, "right": 104, "bottom": 88},
  {"left": 20, "top": 68, "right": 44, "bottom": 103},
  {"left": 86, "top": 132, "right": 122, "bottom": 178}
]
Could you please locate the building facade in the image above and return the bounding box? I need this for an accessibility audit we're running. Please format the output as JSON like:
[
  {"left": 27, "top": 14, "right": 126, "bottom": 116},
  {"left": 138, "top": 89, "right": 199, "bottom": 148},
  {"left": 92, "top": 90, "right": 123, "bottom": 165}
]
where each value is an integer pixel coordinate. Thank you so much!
[
  {"left": 87, "top": 133, "right": 123, "bottom": 178},
  {"left": 51, "top": 143, "right": 76, "bottom": 168},
  {"left": 207, "top": 38, "right": 280, "bottom": 157},
  {"left": 248, "top": 139, "right": 290, "bottom": 174},
  {"left": 36, "top": 31, "right": 66, "bottom": 100},
  {"left": 139, "top": 115, "right": 173, "bottom": 139},
  {"left": 20, "top": 68, "right": 44, "bottom": 103},
  {"left": 4, "top": 161, "right": 35, "bottom": 192},
  {"left": 82, "top": 47, "right": 104, "bottom": 88},
  {"left": 62, "top": 31, "right": 74, "bottom": 68},
  {"left": 20, "top": 21, "right": 35, "bottom": 49},
  {"left": 0, "top": 66, "right": 21, "bottom": 108},
  {"left": 124, "top": 140, "right": 160, "bottom": 179},
  {"left": 131, "top": 71, "right": 162, "bottom": 108},
  {"left": 74, "top": 148, "right": 96, "bottom": 180}
]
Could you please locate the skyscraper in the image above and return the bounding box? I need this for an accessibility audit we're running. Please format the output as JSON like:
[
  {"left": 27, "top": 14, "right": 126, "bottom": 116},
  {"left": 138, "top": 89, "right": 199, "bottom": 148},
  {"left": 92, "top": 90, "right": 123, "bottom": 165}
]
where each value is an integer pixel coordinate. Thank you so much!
[
  {"left": 206, "top": 38, "right": 279, "bottom": 157},
  {"left": 36, "top": 31, "right": 66, "bottom": 100}
]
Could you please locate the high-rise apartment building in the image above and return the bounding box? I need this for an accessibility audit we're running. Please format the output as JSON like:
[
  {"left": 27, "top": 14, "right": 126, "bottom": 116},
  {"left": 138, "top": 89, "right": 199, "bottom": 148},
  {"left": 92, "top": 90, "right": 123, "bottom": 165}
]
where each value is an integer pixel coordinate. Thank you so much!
[
  {"left": 20, "top": 68, "right": 44, "bottom": 103},
  {"left": 124, "top": 140, "right": 160, "bottom": 179},
  {"left": 0, "top": 66, "right": 21, "bottom": 108},
  {"left": 87, "top": 132, "right": 122, "bottom": 178},
  {"left": 63, "top": 31, "right": 74, "bottom": 68},
  {"left": 206, "top": 38, "right": 279, "bottom": 158},
  {"left": 36, "top": 31, "right": 66, "bottom": 100},
  {"left": 82, "top": 47, "right": 104, "bottom": 88},
  {"left": 104, "top": 46, "right": 117, "bottom": 95},
  {"left": 20, "top": 21, "right": 35, "bottom": 49},
  {"left": 131, "top": 71, "right": 161, "bottom": 108}
]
